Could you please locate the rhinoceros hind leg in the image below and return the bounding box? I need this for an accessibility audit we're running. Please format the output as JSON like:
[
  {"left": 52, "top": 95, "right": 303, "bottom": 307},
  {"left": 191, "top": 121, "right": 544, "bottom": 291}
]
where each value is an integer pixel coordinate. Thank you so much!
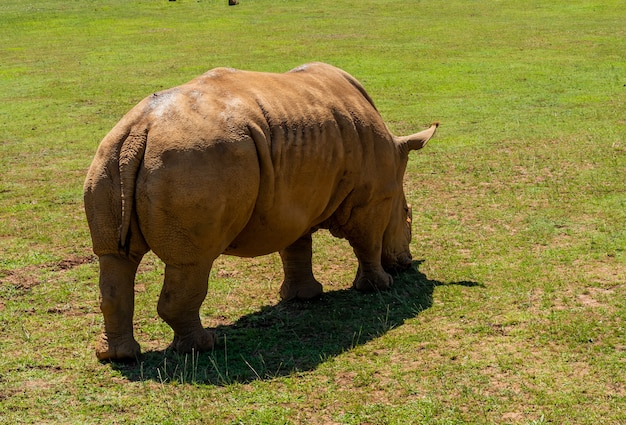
[
  {"left": 279, "top": 233, "right": 323, "bottom": 301},
  {"left": 158, "top": 263, "right": 216, "bottom": 353},
  {"left": 97, "top": 254, "right": 143, "bottom": 361}
]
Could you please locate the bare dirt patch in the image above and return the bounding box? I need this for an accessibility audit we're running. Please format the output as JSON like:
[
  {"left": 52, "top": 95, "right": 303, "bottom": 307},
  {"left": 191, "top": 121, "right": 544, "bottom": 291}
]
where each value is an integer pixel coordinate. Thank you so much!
[
  {"left": 0, "top": 265, "right": 43, "bottom": 290},
  {"left": 577, "top": 292, "right": 603, "bottom": 308},
  {"left": 51, "top": 255, "right": 96, "bottom": 271},
  {"left": 579, "top": 261, "right": 626, "bottom": 287},
  {"left": 0, "top": 254, "right": 97, "bottom": 290}
]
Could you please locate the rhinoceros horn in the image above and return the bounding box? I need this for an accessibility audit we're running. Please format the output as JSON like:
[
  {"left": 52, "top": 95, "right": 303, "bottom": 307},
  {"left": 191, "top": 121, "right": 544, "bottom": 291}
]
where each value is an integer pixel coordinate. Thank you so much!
[{"left": 395, "top": 122, "right": 439, "bottom": 152}]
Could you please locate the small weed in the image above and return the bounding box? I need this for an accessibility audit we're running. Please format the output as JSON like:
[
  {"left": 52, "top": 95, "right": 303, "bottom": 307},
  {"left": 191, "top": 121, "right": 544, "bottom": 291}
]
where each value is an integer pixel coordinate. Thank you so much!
[{"left": 526, "top": 415, "right": 547, "bottom": 425}]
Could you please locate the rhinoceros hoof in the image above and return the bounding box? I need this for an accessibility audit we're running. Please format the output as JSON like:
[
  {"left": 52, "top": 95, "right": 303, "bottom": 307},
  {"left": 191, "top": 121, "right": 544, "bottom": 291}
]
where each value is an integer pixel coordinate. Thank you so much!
[
  {"left": 96, "top": 334, "right": 141, "bottom": 362},
  {"left": 353, "top": 272, "right": 393, "bottom": 292},
  {"left": 279, "top": 279, "right": 323, "bottom": 301},
  {"left": 170, "top": 329, "right": 217, "bottom": 354}
]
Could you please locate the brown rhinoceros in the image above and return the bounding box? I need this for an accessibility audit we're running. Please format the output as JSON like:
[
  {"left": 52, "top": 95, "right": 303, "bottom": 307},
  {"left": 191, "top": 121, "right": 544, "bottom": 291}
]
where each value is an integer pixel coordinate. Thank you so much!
[{"left": 84, "top": 62, "right": 437, "bottom": 361}]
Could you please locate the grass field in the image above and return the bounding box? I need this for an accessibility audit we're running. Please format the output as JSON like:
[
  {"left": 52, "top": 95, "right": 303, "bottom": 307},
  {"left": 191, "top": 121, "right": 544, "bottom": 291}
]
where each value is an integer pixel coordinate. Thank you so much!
[{"left": 1, "top": 0, "right": 625, "bottom": 423}]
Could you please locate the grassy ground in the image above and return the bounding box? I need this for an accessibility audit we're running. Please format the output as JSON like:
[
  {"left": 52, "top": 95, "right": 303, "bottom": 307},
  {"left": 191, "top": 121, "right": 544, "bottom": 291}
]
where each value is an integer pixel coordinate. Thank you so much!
[{"left": 1, "top": 0, "right": 624, "bottom": 423}]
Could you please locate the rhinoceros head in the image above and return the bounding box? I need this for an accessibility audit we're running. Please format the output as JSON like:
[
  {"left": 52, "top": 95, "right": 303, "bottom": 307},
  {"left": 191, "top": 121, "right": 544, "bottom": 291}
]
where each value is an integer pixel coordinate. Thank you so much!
[{"left": 382, "top": 123, "right": 438, "bottom": 272}]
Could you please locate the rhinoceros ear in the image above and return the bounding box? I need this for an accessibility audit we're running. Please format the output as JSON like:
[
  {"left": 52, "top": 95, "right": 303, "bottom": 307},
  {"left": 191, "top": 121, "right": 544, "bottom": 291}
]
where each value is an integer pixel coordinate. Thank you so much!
[{"left": 395, "top": 123, "right": 439, "bottom": 152}]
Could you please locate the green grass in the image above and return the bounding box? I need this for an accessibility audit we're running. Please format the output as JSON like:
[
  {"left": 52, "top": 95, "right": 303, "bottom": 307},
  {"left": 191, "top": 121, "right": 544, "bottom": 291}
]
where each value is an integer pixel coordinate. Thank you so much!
[{"left": 1, "top": 0, "right": 625, "bottom": 423}]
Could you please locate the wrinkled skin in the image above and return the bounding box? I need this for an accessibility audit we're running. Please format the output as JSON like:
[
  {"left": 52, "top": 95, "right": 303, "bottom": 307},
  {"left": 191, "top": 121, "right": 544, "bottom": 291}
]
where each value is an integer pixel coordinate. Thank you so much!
[{"left": 84, "top": 62, "right": 437, "bottom": 361}]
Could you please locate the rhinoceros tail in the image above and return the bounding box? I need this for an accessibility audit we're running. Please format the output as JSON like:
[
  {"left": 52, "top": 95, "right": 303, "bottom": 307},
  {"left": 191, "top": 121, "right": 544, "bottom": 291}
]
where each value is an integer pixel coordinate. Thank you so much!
[{"left": 118, "top": 129, "right": 148, "bottom": 248}]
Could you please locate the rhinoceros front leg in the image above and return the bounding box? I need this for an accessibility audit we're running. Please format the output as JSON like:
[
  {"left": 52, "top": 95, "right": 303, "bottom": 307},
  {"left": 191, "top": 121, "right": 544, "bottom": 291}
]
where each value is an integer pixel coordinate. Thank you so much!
[
  {"left": 96, "top": 254, "right": 142, "bottom": 362},
  {"left": 279, "top": 233, "right": 323, "bottom": 301},
  {"left": 348, "top": 216, "right": 393, "bottom": 292},
  {"left": 352, "top": 257, "right": 393, "bottom": 292},
  {"left": 157, "top": 264, "right": 216, "bottom": 353}
]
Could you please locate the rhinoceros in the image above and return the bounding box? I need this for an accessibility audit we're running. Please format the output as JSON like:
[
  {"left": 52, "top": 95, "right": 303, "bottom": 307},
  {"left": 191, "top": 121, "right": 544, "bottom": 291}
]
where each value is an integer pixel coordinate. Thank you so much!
[{"left": 84, "top": 62, "right": 437, "bottom": 361}]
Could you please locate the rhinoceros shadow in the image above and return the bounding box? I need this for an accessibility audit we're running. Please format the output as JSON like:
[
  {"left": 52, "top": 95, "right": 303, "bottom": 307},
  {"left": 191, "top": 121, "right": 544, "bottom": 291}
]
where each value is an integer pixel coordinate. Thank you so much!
[{"left": 112, "top": 261, "right": 481, "bottom": 385}]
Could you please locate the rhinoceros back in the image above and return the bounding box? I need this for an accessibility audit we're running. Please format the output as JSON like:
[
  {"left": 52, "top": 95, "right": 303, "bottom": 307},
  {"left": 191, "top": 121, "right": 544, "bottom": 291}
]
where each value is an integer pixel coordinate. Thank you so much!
[
  {"left": 86, "top": 62, "right": 399, "bottom": 259},
  {"left": 203, "top": 63, "right": 399, "bottom": 256}
]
